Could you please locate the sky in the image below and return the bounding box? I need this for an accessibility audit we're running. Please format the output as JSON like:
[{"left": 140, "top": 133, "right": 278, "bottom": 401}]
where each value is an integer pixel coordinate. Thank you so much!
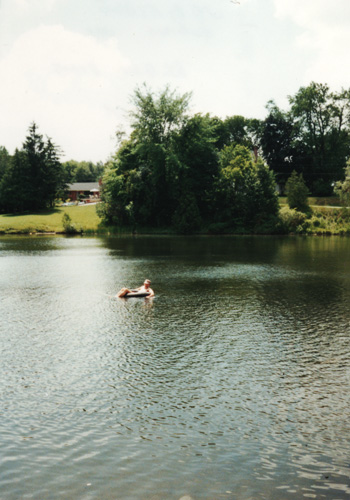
[{"left": 1, "top": 0, "right": 350, "bottom": 163}]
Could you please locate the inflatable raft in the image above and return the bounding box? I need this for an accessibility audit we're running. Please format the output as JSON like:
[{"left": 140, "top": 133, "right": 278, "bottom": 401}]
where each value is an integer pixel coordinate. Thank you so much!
[{"left": 124, "top": 290, "right": 151, "bottom": 298}]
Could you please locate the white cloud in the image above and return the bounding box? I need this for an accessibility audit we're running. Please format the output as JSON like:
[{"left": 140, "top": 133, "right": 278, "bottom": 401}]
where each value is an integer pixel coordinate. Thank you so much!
[
  {"left": 0, "top": 25, "right": 129, "bottom": 161},
  {"left": 273, "top": 0, "right": 350, "bottom": 89},
  {"left": 3, "top": 0, "right": 58, "bottom": 15},
  {"left": 274, "top": 0, "right": 350, "bottom": 26},
  {"left": 2, "top": 0, "right": 350, "bottom": 160}
]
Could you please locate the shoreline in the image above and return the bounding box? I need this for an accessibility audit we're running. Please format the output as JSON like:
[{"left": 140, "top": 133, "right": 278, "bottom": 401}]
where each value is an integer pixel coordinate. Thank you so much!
[
  {"left": 0, "top": 229, "right": 349, "bottom": 237},
  {"left": 1, "top": 201, "right": 350, "bottom": 236}
]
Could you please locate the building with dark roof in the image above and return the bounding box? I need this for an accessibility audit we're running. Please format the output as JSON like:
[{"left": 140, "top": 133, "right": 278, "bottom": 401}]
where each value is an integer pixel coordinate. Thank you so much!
[{"left": 67, "top": 182, "right": 100, "bottom": 201}]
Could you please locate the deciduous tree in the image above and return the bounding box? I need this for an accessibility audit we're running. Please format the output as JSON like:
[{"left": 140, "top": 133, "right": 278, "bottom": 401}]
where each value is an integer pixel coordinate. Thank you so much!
[
  {"left": 259, "top": 101, "right": 298, "bottom": 186},
  {"left": 215, "top": 144, "right": 278, "bottom": 229},
  {"left": 99, "top": 86, "right": 193, "bottom": 227},
  {"left": 334, "top": 159, "right": 350, "bottom": 206},
  {"left": 98, "top": 86, "right": 278, "bottom": 233},
  {"left": 289, "top": 82, "right": 350, "bottom": 194}
]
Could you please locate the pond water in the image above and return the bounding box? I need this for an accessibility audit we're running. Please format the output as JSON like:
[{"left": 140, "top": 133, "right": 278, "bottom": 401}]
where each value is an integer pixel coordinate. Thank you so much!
[{"left": 0, "top": 235, "right": 350, "bottom": 500}]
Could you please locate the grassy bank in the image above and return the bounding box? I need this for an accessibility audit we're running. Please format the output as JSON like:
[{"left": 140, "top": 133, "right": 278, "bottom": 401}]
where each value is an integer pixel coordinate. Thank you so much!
[
  {"left": 0, "top": 204, "right": 102, "bottom": 234},
  {"left": 279, "top": 205, "right": 350, "bottom": 235},
  {"left": 277, "top": 196, "right": 350, "bottom": 235},
  {"left": 0, "top": 198, "right": 348, "bottom": 235}
]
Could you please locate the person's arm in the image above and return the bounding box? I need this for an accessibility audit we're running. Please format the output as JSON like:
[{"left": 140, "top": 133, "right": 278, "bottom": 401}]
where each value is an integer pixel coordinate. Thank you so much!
[{"left": 146, "top": 288, "right": 155, "bottom": 297}]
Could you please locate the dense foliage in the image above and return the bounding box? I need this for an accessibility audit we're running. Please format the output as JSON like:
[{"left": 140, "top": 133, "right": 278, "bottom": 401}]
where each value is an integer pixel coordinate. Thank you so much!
[
  {"left": 259, "top": 83, "right": 350, "bottom": 195},
  {"left": 0, "top": 146, "right": 10, "bottom": 181},
  {"left": 0, "top": 124, "right": 104, "bottom": 214},
  {"left": 0, "top": 123, "right": 65, "bottom": 212},
  {"left": 62, "top": 160, "right": 104, "bottom": 183},
  {"left": 98, "top": 82, "right": 350, "bottom": 232},
  {"left": 98, "top": 86, "right": 279, "bottom": 232},
  {"left": 334, "top": 159, "right": 350, "bottom": 206},
  {"left": 285, "top": 171, "right": 310, "bottom": 212}
]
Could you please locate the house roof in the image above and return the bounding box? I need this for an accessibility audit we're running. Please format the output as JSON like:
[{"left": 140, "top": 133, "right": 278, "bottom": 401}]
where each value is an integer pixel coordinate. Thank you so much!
[{"left": 67, "top": 182, "right": 100, "bottom": 191}]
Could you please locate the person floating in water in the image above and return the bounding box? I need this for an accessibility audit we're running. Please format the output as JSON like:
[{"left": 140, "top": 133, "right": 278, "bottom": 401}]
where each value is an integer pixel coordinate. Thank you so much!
[{"left": 116, "top": 279, "right": 154, "bottom": 298}]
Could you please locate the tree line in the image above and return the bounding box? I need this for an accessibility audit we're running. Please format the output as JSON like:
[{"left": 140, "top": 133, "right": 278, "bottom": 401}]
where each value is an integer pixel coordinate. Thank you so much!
[
  {"left": 260, "top": 83, "right": 350, "bottom": 195},
  {"left": 97, "top": 82, "right": 350, "bottom": 232},
  {"left": 98, "top": 85, "right": 279, "bottom": 232},
  {"left": 1, "top": 82, "right": 350, "bottom": 230}
]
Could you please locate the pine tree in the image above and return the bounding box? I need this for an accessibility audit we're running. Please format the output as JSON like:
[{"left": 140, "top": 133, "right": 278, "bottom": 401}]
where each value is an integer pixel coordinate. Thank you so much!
[
  {"left": 0, "top": 122, "right": 64, "bottom": 212},
  {"left": 285, "top": 171, "right": 310, "bottom": 212}
]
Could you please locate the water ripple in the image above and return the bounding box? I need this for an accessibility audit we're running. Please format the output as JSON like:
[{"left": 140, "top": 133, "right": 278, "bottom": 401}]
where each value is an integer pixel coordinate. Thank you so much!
[{"left": 1, "top": 236, "right": 350, "bottom": 499}]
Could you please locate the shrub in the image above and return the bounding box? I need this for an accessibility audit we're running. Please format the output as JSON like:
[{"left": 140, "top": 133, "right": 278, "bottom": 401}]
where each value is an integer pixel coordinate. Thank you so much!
[
  {"left": 309, "top": 215, "right": 325, "bottom": 228},
  {"left": 62, "top": 213, "right": 81, "bottom": 234},
  {"left": 278, "top": 206, "right": 308, "bottom": 232},
  {"left": 334, "top": 160, "right": 350, "bottom": 206},
  {"left": 285, "top": 170, "right": 310, "bottom": 212}
]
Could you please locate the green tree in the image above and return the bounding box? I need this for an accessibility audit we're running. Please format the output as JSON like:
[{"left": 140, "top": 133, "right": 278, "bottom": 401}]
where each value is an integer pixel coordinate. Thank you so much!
[
  {"left": 215, "top": 144, "right": 278, "bottom": 229},
  {"left": 334, "top": 159, "right": 350, "bottom": 206},
  {"left": 130, "top": 84, "right": 192, "bottom": 226},
  {"left": 42, "top": 137, "right": 65, "bottom": 207},
  {"left": 174, "top": 113, "right": 219, "bottom": 225},
  {"left": 75, "top": 162, "right": 93, "bottom": 182},
  {"left": 0, "top": 123, "right": 64, "bottom": 212},
  {"left": 21, "top": 123, "right": 46, "bottom": 209},
  {"left": 98, "top": 85, "right": 278, "bottom": 233},
  {"left": 285, "top": 170, "right": 310, "bottom": 212},
  {"left": 0, "top": 149, "right": 29, "bottom": 212},
  {"left": 213, "top": 115, "right": 253, "bottom": 150},
  {"left": 97, "top": 156, "right": 131, "bottom": 225},
  {"left": 62, "top": 212, "right": 81, "bottom": 234},
  {"left": 289, "top": 82, "right": 350, "bottom": 194},
  {"left": 21, "top": 123, "right": 63, "bottom": 209},
  {"left": 99, "top": 85, "right": 193, "bottom": 227},
  {"left": 62, "top": 160, "right": 78, "bottom": 183},
  {"left": 0, "top": 146, "right": 10, "bottom": 182},
  {"left": 131, "top": 84, "right": 191, "bottom": 145},
  {"left": 172, "top": 189, "right": 202, "bottom": 233},
  {"left": 259, "top": 101, "right": 300, "bottom": 186},
  {"left": 62, "top": 160, "right": 104, "bottom": 183}
]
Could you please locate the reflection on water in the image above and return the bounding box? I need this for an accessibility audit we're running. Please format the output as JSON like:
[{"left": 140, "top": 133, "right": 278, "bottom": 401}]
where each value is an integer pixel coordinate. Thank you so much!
[{"left": 0, "top": 235, "right": 350, "bottom": 499}]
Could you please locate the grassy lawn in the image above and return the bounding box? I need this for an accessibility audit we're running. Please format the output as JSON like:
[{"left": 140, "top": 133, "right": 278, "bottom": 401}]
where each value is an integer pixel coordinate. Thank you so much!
[
  {"left": 0, "top": 204, "right": 102, "bottom": 234},
  {"left": 279, "top": 196, "right": 341, "bottom": 208}
]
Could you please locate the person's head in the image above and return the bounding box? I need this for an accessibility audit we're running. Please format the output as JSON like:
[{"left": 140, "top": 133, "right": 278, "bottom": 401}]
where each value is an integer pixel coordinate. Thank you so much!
[{"left": 144, "top": 279, "right": 151, "bottom": 288}]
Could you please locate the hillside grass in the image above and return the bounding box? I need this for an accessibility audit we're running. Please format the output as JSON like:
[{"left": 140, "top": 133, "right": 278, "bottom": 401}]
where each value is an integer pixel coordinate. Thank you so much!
[
  {"left": 0, "top": 204, "right": 102, "bottom": 234},
  {"left": 279, "top": 196, "right": 341, "bottom": 207}
]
